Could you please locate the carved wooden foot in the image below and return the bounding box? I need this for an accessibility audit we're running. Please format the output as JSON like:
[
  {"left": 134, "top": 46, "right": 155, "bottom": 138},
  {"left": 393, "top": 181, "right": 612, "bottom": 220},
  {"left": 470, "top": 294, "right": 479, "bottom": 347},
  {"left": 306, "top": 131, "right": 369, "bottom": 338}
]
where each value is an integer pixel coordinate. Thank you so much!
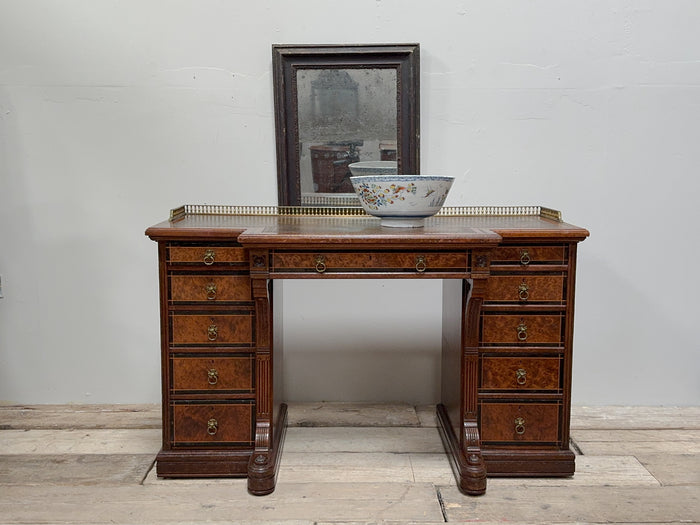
[
  {"left": 247, "top": 403, "right": 288, "bottom": 496},
  {"left": 461, "top": 420, "right": 487, "bottom": 495},
  {"left": 436, "top": 404, "right": 487, "bottom": 496}
]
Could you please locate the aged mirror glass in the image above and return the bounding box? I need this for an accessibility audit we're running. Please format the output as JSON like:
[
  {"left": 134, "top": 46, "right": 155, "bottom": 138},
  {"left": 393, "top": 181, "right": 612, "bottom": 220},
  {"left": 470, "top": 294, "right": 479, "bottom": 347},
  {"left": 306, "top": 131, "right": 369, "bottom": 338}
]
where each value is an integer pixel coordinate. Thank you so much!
[{"left": 272, "top": 44, "right": 420, "bottom": 206}]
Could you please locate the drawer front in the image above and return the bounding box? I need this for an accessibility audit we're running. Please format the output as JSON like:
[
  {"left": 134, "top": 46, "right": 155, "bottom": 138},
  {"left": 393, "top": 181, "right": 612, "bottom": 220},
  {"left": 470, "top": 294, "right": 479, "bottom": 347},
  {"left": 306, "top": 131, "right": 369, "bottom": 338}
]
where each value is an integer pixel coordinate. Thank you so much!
[
  {"left": 481, "top": 314, "right": 562, "bottom": 344},
  {"left": 170, "top": 274, "right": 251, "bottom": 303},
  {"left": 491, "top": 246, "right": 566, "bottom": 266},
  {"left": 171, "top": 314, "right": 253, "bottom": 345},
  {"left": 485, "top": 275, "right": 564, "bottom": 303},
  {"left": 272, "top": 251, "right": 467, "bottom": 273},
  {"left": 169, "top": 246, "right": 247, "bottom": 265},
  {"left": 481, "top": 403, "right": 560, "bottom": 442},
  {"left": 172, "top": 356, "right": 254, "bottom": 392},
  {"left": 481, "top": 357, "right": 560, "bottom": 391},
  {"left": 172, "top": 403, "right": 254, "bottom": 445}
]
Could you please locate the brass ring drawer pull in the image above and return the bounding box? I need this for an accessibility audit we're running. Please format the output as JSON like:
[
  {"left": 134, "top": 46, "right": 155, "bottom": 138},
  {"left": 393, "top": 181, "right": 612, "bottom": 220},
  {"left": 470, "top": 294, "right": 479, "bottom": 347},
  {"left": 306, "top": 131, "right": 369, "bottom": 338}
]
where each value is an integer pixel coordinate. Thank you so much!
[
  {"left": 415, "top": 255, "right": 427, "bottom": 273},
  {"left": 207, "top": 368, "right": 218, "bottom": 385},
  {"left": 207, "top": 324, "right": 218, "bottom": 341},
  {"left": 520, "top": 249, "right": 531, "bottom": 266},
  {"left": 516, "top": 368, "right": 527, "bottom": 385},
  {"left": 514, "top": 417, "right": 526, "bottom": 435},
  {"left": 203, "top": 249, "right": 216, "bottom": 265},
  {"left": 207, "top": 418, "right": 218, "bottom": 435},
  {"left": 518, "top": 282, "right": 529, "bottom": 301},
  {"left": 205, "top": 283, "right": 217, "bottom": 300},
  {"left": 516, "top": 321, "right": 528, "bottom": 341},
  {"left": 315, "top": 255, "right": 326, "bottom": 273}
]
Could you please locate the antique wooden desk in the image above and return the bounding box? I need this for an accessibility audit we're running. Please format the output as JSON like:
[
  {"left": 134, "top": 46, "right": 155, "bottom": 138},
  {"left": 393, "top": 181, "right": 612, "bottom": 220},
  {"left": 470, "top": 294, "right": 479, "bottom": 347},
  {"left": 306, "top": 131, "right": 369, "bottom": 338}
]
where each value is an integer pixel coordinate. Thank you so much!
[{"left": 145, "top": 205, "right": 589, "bottom": 496}]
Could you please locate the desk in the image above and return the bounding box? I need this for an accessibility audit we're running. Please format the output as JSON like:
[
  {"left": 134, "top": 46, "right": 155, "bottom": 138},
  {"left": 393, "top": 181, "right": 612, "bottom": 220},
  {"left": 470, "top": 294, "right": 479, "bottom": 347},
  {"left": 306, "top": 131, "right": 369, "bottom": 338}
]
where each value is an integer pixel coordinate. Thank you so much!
[{"left": 146, "top": 205, "right": 589, "bottom": 496}]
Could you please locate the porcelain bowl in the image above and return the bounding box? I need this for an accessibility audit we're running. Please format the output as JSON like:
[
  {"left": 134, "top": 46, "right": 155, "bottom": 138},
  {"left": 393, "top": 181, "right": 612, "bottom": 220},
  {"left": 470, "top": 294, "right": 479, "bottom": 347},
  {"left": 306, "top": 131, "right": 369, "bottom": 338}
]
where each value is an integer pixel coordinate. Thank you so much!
[
  {"left": 349, "top": 175, "right": 455, "bottom": 228},
  {"left": 348, "top": 160, "right": 398, "bottom": 176}
]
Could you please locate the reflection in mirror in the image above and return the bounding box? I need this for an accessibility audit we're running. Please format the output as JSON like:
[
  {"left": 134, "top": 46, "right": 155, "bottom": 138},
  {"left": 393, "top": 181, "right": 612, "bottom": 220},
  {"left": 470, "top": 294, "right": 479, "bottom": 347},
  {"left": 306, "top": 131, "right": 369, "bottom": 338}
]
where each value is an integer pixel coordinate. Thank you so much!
[
  {"left": 297, "top": 68, "right": 397, "bottom": 198},
  {"left": 272, "top": 44, "right": 419, "bottom": 207}
]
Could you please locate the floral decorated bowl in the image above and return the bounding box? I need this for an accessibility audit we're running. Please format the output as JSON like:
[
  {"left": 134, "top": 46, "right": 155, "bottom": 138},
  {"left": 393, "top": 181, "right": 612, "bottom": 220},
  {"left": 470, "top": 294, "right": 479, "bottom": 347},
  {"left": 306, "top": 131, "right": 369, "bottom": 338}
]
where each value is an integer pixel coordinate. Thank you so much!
[
  {"left": 349, "top": 175, "right": 455, "bottom": 228},
  {"left": 348, "top": 160, "right": 398, "bottom": 176}
]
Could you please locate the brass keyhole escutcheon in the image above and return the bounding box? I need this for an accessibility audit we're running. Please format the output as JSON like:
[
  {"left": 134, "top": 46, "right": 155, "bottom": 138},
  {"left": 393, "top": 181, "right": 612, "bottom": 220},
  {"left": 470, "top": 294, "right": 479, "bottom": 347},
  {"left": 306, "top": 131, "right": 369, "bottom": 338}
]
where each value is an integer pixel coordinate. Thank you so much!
[
  {"left": 518, "top": 281, "right": 529, "bottom": 301},
  {"left": 514, "top": 417, "right": 526, "bottom": 435},
  {"left": 520, "top": 249, "right": 531, "bottom": 266},
  {"left": 207, "top": 324, "right": 218, "bottom": 341},
  {"left": 203, "top": 249, "right": 216, "bottom": 266},
  {"left": 205, "top": 283, "right": 217, "bottom": 300},
  {"left": 516, "top": 368, "right": 527, "bottom": 385},
  {"left": 415, "top": 255, "right": 427, "bottom": 273},
  {"left": 315, "top": 255, "right": 326, "bottom": 273},
  {"left": 516, "top": 321, "right": 528, "bottom": 341},
  {"left": 207, "top": 368, "right": 219, "bottom": 385},
  {"left": 207, "top": 418, "right": 218, "bottom": 436}
]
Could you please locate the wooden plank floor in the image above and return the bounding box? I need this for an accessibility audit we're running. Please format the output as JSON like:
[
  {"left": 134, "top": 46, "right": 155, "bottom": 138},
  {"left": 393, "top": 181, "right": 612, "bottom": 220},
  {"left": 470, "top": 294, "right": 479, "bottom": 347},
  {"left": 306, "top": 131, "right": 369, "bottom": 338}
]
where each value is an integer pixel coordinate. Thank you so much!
[{"left": 1, "top": 403, "right": 698, "bottom": 524}]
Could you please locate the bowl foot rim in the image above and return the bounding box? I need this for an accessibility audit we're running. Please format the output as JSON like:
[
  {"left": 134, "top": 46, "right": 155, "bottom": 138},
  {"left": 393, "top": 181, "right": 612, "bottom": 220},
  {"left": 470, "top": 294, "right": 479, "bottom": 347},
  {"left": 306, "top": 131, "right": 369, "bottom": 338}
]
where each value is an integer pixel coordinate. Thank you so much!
[{"left": 379, "top": 217, "right": 426, "bottom": 228}]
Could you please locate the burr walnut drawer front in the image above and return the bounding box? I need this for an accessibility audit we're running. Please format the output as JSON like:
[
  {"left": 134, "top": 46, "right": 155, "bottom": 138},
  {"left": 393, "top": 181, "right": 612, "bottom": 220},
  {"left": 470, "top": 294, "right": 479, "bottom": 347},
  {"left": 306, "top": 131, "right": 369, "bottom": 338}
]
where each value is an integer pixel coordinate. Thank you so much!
[
  {"left": 480, "top": 403, "right": 560, "bottom": 443},
  {"left": 481, "top": 357, "right": 560, "bottom": 391},
  {"left": 481, "top": 314, "right": 563, "bottom": 345},
  {"left": 271, "top": 251, "right": 467, "bottom": 273},
  {"left": 485, "top": 275, "right": 565, "bottom": 303},
  {"left": 171, "top": 356, "right": 254, "bottom": 392},
  {"left": 168, "top": 246, "right": 247, "bottom": 266},
  {"left": 172, "top": 403, "right": 255, "bottom": 445},
  {"left": 491, "top": 245, "right": 566, "bottom": 266},
  {"left": 170, "top": 274, "right": 251, "bottom": 303},
  {"left": 171, "top": 313, "right": 254, "bottom": 345}
]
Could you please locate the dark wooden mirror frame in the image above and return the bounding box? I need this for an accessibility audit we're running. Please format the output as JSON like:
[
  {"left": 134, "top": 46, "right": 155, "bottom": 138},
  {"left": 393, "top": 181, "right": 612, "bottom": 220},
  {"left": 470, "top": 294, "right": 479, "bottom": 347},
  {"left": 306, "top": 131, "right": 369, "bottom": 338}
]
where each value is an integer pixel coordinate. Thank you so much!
[{"left": 272, "top": 43, "right": 420, "bottom": 206}]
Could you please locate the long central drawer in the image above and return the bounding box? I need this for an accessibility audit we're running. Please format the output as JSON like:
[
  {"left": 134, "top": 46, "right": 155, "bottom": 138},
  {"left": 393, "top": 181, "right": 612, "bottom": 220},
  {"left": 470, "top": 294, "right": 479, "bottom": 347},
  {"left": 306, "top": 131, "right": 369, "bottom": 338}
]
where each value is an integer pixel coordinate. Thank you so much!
[{"left": 271, "top": 251, "right": 468, "bottom": 274}]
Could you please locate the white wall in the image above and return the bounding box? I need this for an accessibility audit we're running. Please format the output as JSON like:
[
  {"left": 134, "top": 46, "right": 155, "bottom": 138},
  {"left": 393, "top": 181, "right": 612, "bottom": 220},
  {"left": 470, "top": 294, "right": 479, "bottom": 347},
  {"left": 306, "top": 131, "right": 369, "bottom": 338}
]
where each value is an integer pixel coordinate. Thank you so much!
[{"left": 1, "top": 0, "right": 698, "bottom": 405}]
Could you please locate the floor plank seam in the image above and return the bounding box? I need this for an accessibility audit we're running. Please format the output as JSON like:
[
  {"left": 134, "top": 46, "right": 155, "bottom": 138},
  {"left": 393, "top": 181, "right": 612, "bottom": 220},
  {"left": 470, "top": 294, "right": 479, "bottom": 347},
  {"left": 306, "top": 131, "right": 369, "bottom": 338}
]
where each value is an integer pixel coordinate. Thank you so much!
[
  {"left": 140, "top": 456, "right": 157, "bottom": 486},
  {"left": 407, "top": 453, "right": 416, "bottom": 483},
  {"left": 569, "top": 437, "right": 584, "bottom": 455},
  {"left": 435, "top": 486, "right": 448, "bottom": 523},
  {"left": 632, "top": 454, "right": 667, "bottom": 488}
]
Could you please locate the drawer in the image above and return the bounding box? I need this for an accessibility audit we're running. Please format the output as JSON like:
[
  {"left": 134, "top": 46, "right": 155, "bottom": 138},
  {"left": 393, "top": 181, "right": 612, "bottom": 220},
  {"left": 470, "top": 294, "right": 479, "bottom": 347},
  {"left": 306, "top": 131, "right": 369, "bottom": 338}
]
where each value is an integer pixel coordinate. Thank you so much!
[
  {"left": 271, "top": 251, "right": 467, "bottom": 273},
  {"left": 172, "top": 403, "right": 254, "bottom": 445},
  {"left": 171, "top": 313, "right": 254, "bottom": 345},
  {"left": 170, "top": 274, "right": 251, "bottom": 303},
  {"left": 168, "top": 246, "right": 247, "bottom": 266},
  {"left": 485, "top": 275, "right": 565, "bottom": 303},
  {"left": 481, "top": 357, "right": 560, "bottom": 391},
  {"left": 491, "top": 245, "right": 566, "bottom": 266},
  {"left": 172, "top": 356, "right": 254, "bottom": 392},
  {"left": 481, "top": 314, "right": 563, "bottom": 344},
  {"left": 480, "top": 403, "right": 560, "bottom": 442}
]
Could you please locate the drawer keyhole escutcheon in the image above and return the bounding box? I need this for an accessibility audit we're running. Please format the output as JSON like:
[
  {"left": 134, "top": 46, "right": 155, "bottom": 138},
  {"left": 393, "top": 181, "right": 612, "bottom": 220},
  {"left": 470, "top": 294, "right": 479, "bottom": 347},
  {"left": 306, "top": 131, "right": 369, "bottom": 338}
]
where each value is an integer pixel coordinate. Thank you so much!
[
  {"left": 205, "top": 283, "right": 217, "bottom": 300},
  {"left": 315, "top": 255, "right": 326, "bottom": 273},
  {"left": 207, "top": 418, "right": 218, "bottom": 435},
  {"left": 520, "top": 249, "right": 531, "bottom": 266},
  {"left": 516, "top": 368, "right": 527, "bottom": 385},
  {"left": 516, "top": 321, "right": 528, "bottom": 341},
  {"left": 515, "top": 417, "right": 526, "bottom": 435},
  {"left": 207, "top": 368, "right": 218, "bottom": 385},
  {"left": 203, "top": 249, "right": 216, "bottom": 266},
  {"left": 518, "top": 281, "right": 530, "bottom": 301},
  {"left": 415, "top": 255, "right": 427, "bottom": 273},
  {"left": 207, "top": 324, "right": 218, "bottom": 341}
]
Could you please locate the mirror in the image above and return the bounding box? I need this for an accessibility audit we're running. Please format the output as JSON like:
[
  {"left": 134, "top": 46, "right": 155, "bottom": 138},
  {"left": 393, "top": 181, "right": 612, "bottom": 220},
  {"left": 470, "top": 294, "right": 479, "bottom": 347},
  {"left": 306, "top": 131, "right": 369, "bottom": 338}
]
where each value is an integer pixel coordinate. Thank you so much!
[{"left": 272, "top": 44, "right": 420, "bottom": 206}]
